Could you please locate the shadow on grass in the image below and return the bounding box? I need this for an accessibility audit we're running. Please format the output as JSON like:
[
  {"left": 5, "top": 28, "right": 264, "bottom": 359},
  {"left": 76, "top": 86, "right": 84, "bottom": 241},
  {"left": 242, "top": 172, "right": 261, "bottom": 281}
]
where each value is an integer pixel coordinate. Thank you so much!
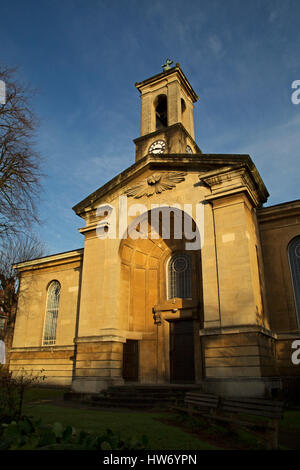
[
  {"left": 22, "top": 400, "right": 219, "bottom": 450},
  {"left": 22, "top": 387, "right": 300, "bottom": 450},
  {"left": 156, "top": 412, "right": 266, "bottom": 450}
]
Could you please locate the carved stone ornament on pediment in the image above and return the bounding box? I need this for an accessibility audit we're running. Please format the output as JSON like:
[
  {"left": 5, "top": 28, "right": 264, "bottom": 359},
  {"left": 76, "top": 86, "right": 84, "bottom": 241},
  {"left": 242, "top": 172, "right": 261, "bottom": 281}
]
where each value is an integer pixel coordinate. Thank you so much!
[{"left": 124, "top": 172, "right": 186, "bottom": 198}]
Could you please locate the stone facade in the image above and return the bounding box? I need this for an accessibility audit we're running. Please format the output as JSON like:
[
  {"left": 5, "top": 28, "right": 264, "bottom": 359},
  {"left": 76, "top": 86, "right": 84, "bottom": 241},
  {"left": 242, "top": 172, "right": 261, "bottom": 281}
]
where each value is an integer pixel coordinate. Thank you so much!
[
  {"left": 10, "top": 65, "right": 300, "bottom": 397},
  {"left": 10, "top": 250, "right": 82, "bottom": 386}
]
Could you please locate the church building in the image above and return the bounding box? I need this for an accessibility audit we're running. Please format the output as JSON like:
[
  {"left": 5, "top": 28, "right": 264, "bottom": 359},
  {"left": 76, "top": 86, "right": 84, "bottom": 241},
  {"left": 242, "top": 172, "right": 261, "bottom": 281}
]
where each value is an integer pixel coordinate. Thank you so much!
[{"left": 10, "top": 63, "right": 300, "bottom": 397}]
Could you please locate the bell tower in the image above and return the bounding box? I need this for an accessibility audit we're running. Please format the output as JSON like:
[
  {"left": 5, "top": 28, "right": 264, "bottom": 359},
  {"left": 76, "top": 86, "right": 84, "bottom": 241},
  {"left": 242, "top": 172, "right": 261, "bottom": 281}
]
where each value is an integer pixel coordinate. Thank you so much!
[{"left": 134, "top": 60, "right": 201, "bottom": 161}]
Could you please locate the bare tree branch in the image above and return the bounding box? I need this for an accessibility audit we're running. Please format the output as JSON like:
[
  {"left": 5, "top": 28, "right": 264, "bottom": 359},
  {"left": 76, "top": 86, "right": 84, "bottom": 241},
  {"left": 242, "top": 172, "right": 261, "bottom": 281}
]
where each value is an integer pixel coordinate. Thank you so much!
[
  {"left": 0, "top": 66, "right": 42, "bottom": 237},
  {"left": 0, "top": 232, "right": 46, "bottom": 281},
  {"left": 0, "top": 233, "right": 47, "bottom": 352}
]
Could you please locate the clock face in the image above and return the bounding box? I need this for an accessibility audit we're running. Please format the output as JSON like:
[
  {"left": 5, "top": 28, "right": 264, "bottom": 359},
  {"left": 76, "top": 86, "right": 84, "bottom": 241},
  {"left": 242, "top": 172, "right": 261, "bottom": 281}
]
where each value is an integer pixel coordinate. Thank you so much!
[
  {"left": 186, "top": 145, "right": 193, "bottom": 154},
  {"left": 149, "top": 140, "right": 166, "bottom": 155}
]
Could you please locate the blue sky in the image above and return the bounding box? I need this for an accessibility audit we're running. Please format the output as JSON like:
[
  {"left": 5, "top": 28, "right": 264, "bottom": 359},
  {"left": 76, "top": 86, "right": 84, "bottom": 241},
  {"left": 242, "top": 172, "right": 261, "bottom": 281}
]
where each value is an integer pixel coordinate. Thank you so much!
[{"left": 1, "top": 0, "right": 300, "bottom": 255}]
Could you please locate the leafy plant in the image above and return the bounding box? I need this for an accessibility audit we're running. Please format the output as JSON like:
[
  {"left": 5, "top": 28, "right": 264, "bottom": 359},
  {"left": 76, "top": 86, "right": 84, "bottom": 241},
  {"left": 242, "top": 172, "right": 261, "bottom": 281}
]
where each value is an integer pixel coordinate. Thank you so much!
[{"left": 0, "top": 416, "right": 148, "bottom": 450}]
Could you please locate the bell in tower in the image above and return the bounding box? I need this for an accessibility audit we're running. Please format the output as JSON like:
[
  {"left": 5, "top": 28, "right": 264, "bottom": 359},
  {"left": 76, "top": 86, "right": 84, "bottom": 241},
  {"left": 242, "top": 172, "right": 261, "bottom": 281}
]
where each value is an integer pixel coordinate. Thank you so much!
[{"left": 134, "top": 60, "right": 201, "bottom": 161}]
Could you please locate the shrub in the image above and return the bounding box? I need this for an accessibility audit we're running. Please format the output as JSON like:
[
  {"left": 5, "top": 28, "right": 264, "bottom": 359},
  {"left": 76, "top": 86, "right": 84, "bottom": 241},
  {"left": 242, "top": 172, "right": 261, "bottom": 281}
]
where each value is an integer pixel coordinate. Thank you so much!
[{"left": 0, "top": 365, "right": 46, "bottom": 423}]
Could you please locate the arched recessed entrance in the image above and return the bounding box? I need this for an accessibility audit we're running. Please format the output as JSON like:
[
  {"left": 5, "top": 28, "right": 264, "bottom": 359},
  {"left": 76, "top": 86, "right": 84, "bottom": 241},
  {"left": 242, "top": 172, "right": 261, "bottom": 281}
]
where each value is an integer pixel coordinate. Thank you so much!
[{"left": 119, "top": 207, "right": 203, "bottom": 384}]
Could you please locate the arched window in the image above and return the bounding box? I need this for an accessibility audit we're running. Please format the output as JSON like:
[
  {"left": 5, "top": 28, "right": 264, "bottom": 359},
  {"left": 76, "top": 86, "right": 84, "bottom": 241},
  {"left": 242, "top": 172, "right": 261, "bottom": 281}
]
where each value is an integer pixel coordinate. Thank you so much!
[
  {"left": 288, "top": 237, "right": 300, "bottom": 327},
  {"left": 43, "top": 281, "right": 61, "bottom": 345},
  {"left": 168, "top": 253, "right": 192, "bottom": 299},
  {"left": 155, "top": 95, "right": 167, "bottom": 129}
]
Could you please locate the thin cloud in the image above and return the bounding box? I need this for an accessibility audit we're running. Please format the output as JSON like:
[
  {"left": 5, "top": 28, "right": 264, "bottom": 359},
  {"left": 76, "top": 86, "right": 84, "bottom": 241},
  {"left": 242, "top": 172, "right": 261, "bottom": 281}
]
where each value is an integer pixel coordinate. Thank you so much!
[{"left": 208, "top": 34, "right": 224, "bottom": 57}]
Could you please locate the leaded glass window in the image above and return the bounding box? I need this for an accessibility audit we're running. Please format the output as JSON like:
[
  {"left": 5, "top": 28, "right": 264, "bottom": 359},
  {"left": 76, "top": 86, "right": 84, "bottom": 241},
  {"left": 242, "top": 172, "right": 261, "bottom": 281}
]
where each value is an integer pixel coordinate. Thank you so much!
[
  {"left": 288, "top": 237, "right": 300, "bottom": 327},
  {"left": 168, "top": 253, "right": 192, "bottom": 299},
  {"left": 43, "top": 281, "right": 61, "bottom": 345}
]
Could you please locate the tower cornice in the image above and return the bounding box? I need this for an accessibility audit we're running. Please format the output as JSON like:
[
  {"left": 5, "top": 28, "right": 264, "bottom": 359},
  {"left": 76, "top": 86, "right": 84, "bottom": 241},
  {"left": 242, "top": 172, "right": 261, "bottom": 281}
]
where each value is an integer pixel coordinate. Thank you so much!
[{"left": 135, "top": 63, "right": 198, "bottom": 103}]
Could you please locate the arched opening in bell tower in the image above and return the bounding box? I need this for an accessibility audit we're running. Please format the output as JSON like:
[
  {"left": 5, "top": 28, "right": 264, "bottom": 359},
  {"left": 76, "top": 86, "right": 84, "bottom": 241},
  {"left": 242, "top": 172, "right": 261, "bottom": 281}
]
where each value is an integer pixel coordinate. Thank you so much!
[
  {"left": 181, "top": 98, "right": 186, "bottom": 115},
  {"left": 154, "top": 94, "right": 168, "bottom": 130},
  {"left": 181, "top": 98, "right": 189, "bottom": 131}
]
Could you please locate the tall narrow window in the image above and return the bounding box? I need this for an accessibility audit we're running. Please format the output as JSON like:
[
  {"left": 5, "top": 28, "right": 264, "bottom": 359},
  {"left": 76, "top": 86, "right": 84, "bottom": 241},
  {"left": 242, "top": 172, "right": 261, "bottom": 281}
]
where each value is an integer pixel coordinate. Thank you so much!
[
  {"left": 181, "top": 98, "right": 187, "bottom": 130},
  {"left": 168, "top": 253, "right": 192, "bottom": 299},
  {"left": 43, "top": 281, "right": 61, "bottom": 345},
  {"left": 288, "top": 237, "right": 300, "bottom": 327}
]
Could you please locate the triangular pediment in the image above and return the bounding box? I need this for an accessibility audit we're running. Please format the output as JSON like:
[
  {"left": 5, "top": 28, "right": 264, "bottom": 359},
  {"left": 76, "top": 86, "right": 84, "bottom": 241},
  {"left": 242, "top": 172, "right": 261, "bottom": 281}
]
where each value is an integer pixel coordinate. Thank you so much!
[{"left": 72, "top": 153, "right": 269, "bottom": 218}]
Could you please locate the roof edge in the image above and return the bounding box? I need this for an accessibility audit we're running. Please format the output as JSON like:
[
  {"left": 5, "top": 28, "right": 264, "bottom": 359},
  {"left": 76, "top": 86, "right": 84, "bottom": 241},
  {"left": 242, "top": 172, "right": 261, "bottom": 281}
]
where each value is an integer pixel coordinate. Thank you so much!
[{"left": 13, "top": 248, "right": 83, "bottom": 270}]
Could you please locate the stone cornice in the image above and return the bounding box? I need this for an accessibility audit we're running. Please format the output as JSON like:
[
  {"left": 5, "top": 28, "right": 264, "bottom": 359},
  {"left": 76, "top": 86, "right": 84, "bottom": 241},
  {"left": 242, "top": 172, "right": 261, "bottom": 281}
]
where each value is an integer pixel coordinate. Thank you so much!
[
  {"left": 200, "top": 165, "right": 265, "bottom": 207},
  {"left": 199, "top": 324, "right": 276, "bottom": 338},
  {"left": 10, "top": 345, "right": 75, "bottom": 352},
  {"left": 75, "top": 331, "right": 144, "bottom": 343},
  {"left": 257, "top": 199, "right": 300, "bottom": 223},
  {"left": 13, "top": 248, "right": 83, "bottom": 272},
  {"left": 133, "top": 122, "right": 201, "bottom": 153},
  {"left": 135, "top": 64, "right": 198, "bottom": 103}
]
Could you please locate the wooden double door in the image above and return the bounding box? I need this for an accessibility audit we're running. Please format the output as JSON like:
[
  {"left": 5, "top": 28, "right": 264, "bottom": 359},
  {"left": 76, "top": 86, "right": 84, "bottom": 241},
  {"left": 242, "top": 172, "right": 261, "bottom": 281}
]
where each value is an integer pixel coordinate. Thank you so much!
[
  {"left": 122, "top": 340, "right": 139, "bottom": 382},
  {"left": 122, "top": 320, "right": 195, "bottom": 383},
  {"left": 169, "top": 319, "right": 195, "bottom": 383}
]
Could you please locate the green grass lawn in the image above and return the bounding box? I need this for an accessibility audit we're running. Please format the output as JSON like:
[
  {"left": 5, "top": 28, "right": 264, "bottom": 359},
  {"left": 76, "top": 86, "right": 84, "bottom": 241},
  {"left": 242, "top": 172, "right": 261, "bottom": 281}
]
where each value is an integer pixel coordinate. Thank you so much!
[
  {"left": 281, "top": 408, "right": 300, "bottom": 431},
  {"left": 22, "top": 388, "right": 220, "bottom": 450},
  {"left": 23, "top": 405, "right": 220, "bottom": 450},
  {"left": 20, "top": 387, "right": 300, "bottom": 450}
]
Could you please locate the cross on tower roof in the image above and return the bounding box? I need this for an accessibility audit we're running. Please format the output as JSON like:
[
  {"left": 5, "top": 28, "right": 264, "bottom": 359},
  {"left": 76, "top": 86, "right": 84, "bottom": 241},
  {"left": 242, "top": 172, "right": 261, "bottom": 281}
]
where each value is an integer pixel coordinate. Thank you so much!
[{"left": 162, "top": 59, "right": 173, "bottom": 71}]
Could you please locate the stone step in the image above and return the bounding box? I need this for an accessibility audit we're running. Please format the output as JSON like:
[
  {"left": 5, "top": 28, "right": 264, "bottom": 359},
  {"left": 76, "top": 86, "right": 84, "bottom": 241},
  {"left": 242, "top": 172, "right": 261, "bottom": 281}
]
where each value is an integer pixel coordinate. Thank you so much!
[
  {"left": 95, "top": 394, "right": 176, "bottom": 402},
  {"left": 104, "top": 387, "right": 198, "bottom": 396},
  {"left": 64, "top": 384, "right": 202, "bottom": 409},
  {"left": 102, "top": 391, "right": 184, "bottom": 398},
  {"left": 89, "top": 400, "right": 158, "bottom": 409},
  {"left": 93, "top": 396, "right": 162, "bottom": 404},
  {"left": 107, "top": 385, "right": 200, "bottom": 391},
  {"left": 104, "top": 387, "right": 186, "bottom": 393}
]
